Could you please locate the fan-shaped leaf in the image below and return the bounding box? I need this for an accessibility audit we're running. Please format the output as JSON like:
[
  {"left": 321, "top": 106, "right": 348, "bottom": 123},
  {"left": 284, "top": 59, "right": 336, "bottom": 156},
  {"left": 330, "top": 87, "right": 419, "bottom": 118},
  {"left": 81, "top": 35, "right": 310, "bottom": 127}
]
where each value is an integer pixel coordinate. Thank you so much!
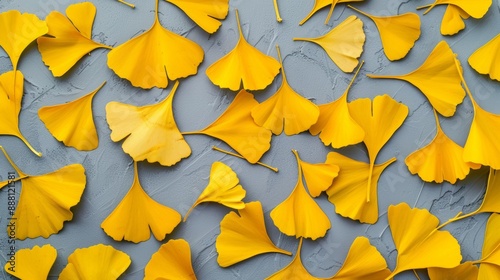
[
  {"left": 4, "top": 244, "right": 57, "bottom": 280},
  {"left": 165, "top": 0, "right": 229, "bottom": 33},
  {"left": 468, "top": 33, "right": 500, "bottom": 82},
  {"left": 144, "top": 239, "right": 197, "bottom": 280},
  {"left": 440, "top": 5, "right": 469, "bottom": 35},
  {"left": 266, "top": 238, "right": 319, "bottom": 280}
]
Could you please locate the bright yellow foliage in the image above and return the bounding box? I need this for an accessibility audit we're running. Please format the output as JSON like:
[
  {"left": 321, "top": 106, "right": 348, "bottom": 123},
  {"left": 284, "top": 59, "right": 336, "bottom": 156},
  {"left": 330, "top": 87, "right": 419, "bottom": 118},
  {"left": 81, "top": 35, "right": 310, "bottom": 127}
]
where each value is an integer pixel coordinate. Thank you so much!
[
  {"left": 266, "top": 238, "right": 319, "bottom": 280},
  {"left": 478, "top": 213, "right": 500, "bottom": 279},
  {"left": 299, "top": 0, "right": 363, "bottom": 25},
  {"left": 428, "top": 262, "right": 478, "bottom": 280},
  {"left": 420, "top": 0, "right": 491, "bottom": 19},
  {"left": 165, "top": 0, "right": 229, "bottom": 33},
  {"left": 4, "top": 244, "right": 57, "bottom": 280},
  {"left": 441, "top": 5, "right": 469, "bottom": 35},
  {"left": 144, "top": 239, "right": 197, "bottom": 280},
  {"left": 468, "top": 33, "right": 500, "bottom": 81}
]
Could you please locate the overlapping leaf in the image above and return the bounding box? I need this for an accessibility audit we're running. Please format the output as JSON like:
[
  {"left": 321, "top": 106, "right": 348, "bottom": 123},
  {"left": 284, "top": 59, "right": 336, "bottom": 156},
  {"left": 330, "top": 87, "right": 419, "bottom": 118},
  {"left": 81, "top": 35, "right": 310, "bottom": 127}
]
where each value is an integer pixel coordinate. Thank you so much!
[
  {"left": 478, "top": 213, "right": 500, "bottom": 279},
  {"left": 300, "top": 156, "right": 339, "bottom": 198},
  {"left": 266, "top": 238, "right": 318, "bottom": 280},
  {"left": 4, "top": 244, "right": 57, "bottom": 280},
  {"left": 428, "top": 262, "right": 478, "bottom": 280},
  {"left": 299, "top": 0, "right": 364, "bottom": 25},
  {"left": 419, "top": 0, "right": 491, "bottom": 19},
  {"left": 165, "top": 0, "right": 229, "bottom": 33},
  {"left": 468, "top": 33, "right": 500, "bottom": 81},
  {"left": 144, "top": 239, "right": 197, "bottom": 280},
  {"left": 440, "top": 5, "right": 469, "bottom": 35}
]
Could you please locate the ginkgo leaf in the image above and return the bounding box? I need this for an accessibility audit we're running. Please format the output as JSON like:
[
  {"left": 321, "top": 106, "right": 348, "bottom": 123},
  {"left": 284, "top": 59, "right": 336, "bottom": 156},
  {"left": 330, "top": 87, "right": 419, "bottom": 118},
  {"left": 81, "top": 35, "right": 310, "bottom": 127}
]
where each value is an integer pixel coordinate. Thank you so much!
[
  {"left": 38, "top": 81, "right": 105, "bottom": 151},
  {"left": 468, "top": 33, "right": 500, "bottom": 81},
  {"left": 183, "top": 161, "right": 246, "bottom": 222},
  {"left": 348, "top": 6, "right": 420, "bottom": 61},
  {"left": 107, "top": 0, "right": 204, "bottom": 89},
  {"left": 428, "top": 262, "right": 478, "bottom": 280},
  {"left": 0, "top": 146, "right": 86, "bottom": 240},
  {"left": 59, "top": 244, "right": 131, "bottom": 280},
  {"left": 348, "top": 94, "right": 407, "bottom": 203},
  {"left": 440, "top": 5, "right": 469, "bottom": 35},
  {"left": 0, "top": 70, "right": 42, "bottom": 156},
  {"left": 101, "top": 161, "right": 181, "bottom": 243},
  {"left": 325, "top": 152, "right": 396, "bottom": 224},
  {"left": 299, "top": 0, "right": 363, "bottom": 25},
  {"left": 266, "top": 238, "right": 319, "bottom": 280},
  {"left": 0, "top": 10, "right": 47, "bottom": 71},
  {"left": 299, "top": 156, "right": 339, "bottom": 198},
  {"left": 106, "top": 81, "right": 191, "bottom": 166},
  {"left": 206, "top": 9, "right": 280, "bottom": 91},
  {"left": 251, "top": 45, "right": 319, "bottom": 135},
  {"left": 309, "top": 62, "right": 365, "bottom": 148},
  {"left": 216, "top": 201, "right": 292, "bottom": 267},
  {"left": 183, "top": 89, "right": 272, "bottom": 164},
  {"left": 418, "top": 0, "right": 491, "bottom": 19},
  {"left": 367, "top": 41, "right": 465, "bottom": 117},
  {"left": 405, "top": 110, "right": 480, "bottom": 184},
  {"left": 37, "top": 2, "right": 112, "bottom": 77},
  {"left": 328, "top": 237, "right": 391, "bottom": 280},
  {"left": 478, "top": 213, "right": 500, "bottom": 279},
  {"left": 294, "top": 15, "right": 365, "bottom": 73},
  {"left": 165, "top": 0, "right": 229, "bottom": 33},
  {"left": 270, "top": 150, "right": 331, "bottom": 240},
  {"left": 386, "top": 203, "right": 462, "bottom": 279},
  {"left": 4, "top": 244, "right": 57, "bottom": 280},
  {"left": 144, "top": 239, "right": 197, "bottom": 280}
]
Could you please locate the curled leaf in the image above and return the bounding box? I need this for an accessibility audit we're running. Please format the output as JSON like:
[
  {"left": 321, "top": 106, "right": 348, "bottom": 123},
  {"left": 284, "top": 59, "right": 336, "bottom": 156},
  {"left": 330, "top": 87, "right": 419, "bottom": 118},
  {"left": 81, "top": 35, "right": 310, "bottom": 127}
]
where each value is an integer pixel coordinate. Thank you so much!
[
  {"left": 299, "top": 0, "right": 363, "bottom": 25},
  {"left": 478, "top": 213, "right": 500, "bottom": 279},
  {"left": 165, "top": 0, "right": 229, "bottom": 33},
  {"left": 184, "top": 161, "right": 246, "bottom": 221},
  {"left": 266, "top": 238, "right": 319, "bottom": 280},
  {"left": 216, "top": 201, "right": 291, "bottom": 267},
  {"left": 428, "top": 262, "right": 478, "bottom": 280},
  {"left": 441, "top": 5, "right": 469, "bottom": 35},
  {"left": 4, "top": 244, "right": 57, "bottom": 280},
  {"left": 106, "top": 81, "right": 191, "bottom": 166},
  {"left": 299, "top": 155, "right": 339, "bottom": 198},
  {"left": 101, "top": 162, "right": 181, "bottom": 243},
  {"left": 206, "top": 9, "right": 280, "bottom": 91},
  {"left": 144, "top": 239, "right": 197, "bottom": 280},
  {"left": 468, "top": 33, "right": 500, "bottom": 81}
]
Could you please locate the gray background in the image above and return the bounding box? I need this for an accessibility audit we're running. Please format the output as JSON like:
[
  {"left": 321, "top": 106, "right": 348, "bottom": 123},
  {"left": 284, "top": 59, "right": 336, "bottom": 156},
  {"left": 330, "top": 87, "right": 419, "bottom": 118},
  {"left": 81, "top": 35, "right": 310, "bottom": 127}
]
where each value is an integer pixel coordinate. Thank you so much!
[{"left": 0, "top": 0, "right": 499, "bottom": 279}]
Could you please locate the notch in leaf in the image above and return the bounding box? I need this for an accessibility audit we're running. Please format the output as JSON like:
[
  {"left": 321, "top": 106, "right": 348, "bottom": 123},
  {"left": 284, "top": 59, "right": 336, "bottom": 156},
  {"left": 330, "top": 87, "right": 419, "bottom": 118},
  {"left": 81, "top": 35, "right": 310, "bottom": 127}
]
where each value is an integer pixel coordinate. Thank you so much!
[
  {"left": 468, "top": 33, "right": 500, "bottom": 82},
  {"left": 4, "top": 245, "right": 57, "bottom": 280},
  {"left": 266, "top": 238, "right": 317, "bottom": 280},
  {"left": 164, "top": 0, "right": 229, "bottom": 33}
]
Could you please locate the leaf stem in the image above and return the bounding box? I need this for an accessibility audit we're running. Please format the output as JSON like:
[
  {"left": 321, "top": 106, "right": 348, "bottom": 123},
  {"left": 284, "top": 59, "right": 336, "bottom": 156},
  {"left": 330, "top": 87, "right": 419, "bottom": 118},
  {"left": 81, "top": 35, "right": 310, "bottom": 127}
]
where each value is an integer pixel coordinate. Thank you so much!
[
  {"left": 275, "top": 44, "right": 287, "bottom": 82},
  {"left": 273, "top": 0, "right": 283, "bottom": 22},
  {"left": 212, "top": 146, "right": 278, "bottom": 172},
  {"left": 347, "top": 5, "right": 372, "bottom": 19},
  {"left": 436, "top": 210, "right": 478, "bottom": 230},
  {"left": 235, "top": 9, "right": 244, "bottom": 37},
  {"left": 324, "top": 0, "right": 339, "bottom": 25},
  {"left": 415, "top": 4, "right": 432, "bottom": 10},
  {"left": 116, "top": 0, "right": 135, "bottom": 8},
  {"left": 454, "top": 58, "right": 477, "bottom": 106},
  {"left": 0, "top": 146, "right": 25, "bottom": 176}
]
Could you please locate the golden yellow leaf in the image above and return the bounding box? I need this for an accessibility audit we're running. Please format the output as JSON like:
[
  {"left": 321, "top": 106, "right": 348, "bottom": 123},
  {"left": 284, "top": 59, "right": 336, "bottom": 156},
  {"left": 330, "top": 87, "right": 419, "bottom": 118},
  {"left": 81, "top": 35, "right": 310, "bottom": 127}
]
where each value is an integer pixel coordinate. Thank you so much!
[
  {"left": 38, "top": 81, "right": 105, "bottom": 151},
  {"left": 206, "top": 9, "right": 280, "bottom": 91},
  {"left": 405, "top": 110, "right": 480, "bottom": 184},
  {"left": 184, "top": 161, "right": 246, "bottom": 221},
  {"left": 4, "top": 244, "right": 57, "bottom": 280},
  {"left": 294, "top": 15, "right": 365, "bottom": 73},
  {"left": 300, "top": 155, "right": 339, "bottom": 198},
  {"left": 428, "top": 262, "right": 478, "bottom": 280},
  {"left": 270, "top": 150, "right": 331, "bottom": 240},
  {"left": 386, "top": 203, "right": 462, "bottom": 278},
  {"left": 418, "top": 0, "right": 491, "bottom": 19},
  {"left": 37, "top": 2, "right": 112, "bottom": 77},
  {"left": 299, "top": 0, "right": 363, "bottom": 25},
  {"left": 144, "top": 239, "right": 197, "bottom": 280},
  {"left": 440, "top": 5, "right": 469, "bottom": 35},
  {"left": 325, "top": 152, "right": 396, "bottom": 224},
  {"left": 216, "top": 201, "right": 292, "bottom": 267},
  {"left": 251, "top": 45, "right": 319, "bottom": 135},
  {"left": 348, "top": 6, "right": 420, "bottom": 61},
  {"left": 165, "top": 0, "right": 229, "bottom": 33},
  {"left": 59, "top": 244, "right": 131, "bottom": 280},
  {"left": 266, "top": 238, "right": 319, "bottom": 280},
  {"left": 107, "top": 0, "right": 204, "bottom": 89},
  {"left": 101, "top": 161, "right": 181, "bottom": 243},
  {"left": 0, "top": 10, "right": 47, "bottom": 71},
  {"left": 183, "top": 89, "right": 272, "bottom": 164},
  {"left": 309, "top": 63, "right": 365, "bottom": 148},
  {"left": 106, "top": 81, "right": 191, "bottom": 166},
  {"left": 478, "top": 213, "right": 500, "bottom": 279},
  {"left": 0, "top": 71, "right": 42, "bottom": 156},
  {"left": 348, "top": 94, "right": 407, "bottom": 202},
  {"left": 367, "top": 41, "right": 464, "bottom": 117},
  {"left": 468, "top": 33, "right": 500, "bottom": 81},
  {"left": 0, "top": 146, "right": 85, "bottom": 240},
  {"left": 328, "top": 237, "right": 390, "bottom": 280}
]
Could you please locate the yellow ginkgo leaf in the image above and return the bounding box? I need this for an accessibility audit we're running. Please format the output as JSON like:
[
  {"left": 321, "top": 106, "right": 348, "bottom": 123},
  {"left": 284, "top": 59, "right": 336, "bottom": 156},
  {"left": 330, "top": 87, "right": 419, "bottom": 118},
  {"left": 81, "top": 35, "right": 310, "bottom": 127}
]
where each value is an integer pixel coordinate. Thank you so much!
[
  {"left": 270, "top": 150, "right": 331, "bottom": 240},
  {"left": 251, "top": 45, "right": 319, "bottom": 135},
  {"left": 106, "top": 81, "right": 191, "bottom": 166},
  {"left": 428, "top": 262, "right": 478, "bottom": 280},
  {"left": 0, "top": 146, "right": 86, "bottom": 240},
  {"left": 367, "top": 41, "right": 465, "bottom": 117},
  {"left": 348, "top": 94, "right": 407, "bottom": 203},
  {"left": 418, "top": 0, "right": 491, "bottom": 19},
  {"left": 0, "top": 71, "right": 42, "bottom": 156},
  {"left": 299, "top": 0, "right": 363, "bottom": 25},
  {"left": 38, "top": 81, "right": 105, "bottom": 151},
  {"left": 107, "top": 0, "right": 204, "bottom": 89},
  {"left": 478, "top": 213, "right": 500, "bottom": 279},
  {"left": 183, "top": 89, "right": 272, "bottom": 164},
  {"left": 0, "top": 10, "right": 47, "bottom": 71},
  {"left": 37, "top": 2, "right": 112, "bottom": 77},
  {"left": 325, "top": 152, "right": 396, "bottom": 224},
  {"left": 183, "top": 161, "right": 246, "bottom": 222},
  {"left": 266, "top": 238, "right": 319, "bottom": 280},
  {"left": 165, "top": 0, "right": 229, "bottom": 33},
  {"left": 348, "top": 6, "right": 420, "bottom": 61},
  {"left": 299, "top": 156, "right": 339, "bottom": 198},
  {"left": 405, "top": 110, "right": 480, "bottom": 184},
  {"left": 386, "top": 203, "right": 462, "bottom": 279},
  {"left": 294, "top": 15, "right": 365, "bottom": 73},
  {"left": 4, "top": 244, "right": 57, "bottom": 280},
  {"left": 101, "top": 161, "right": 181, "bottom": 243},
  {"left": 440, "top": 5, "right": 470, "bottom": 35},
  {"left": 309, "top": 62, "right": 364, "bottom": 148},
  {"left": 59, "top": 244, "right": 131, "bottom": 280},
  {"left": 328, "top": 237, "right": 390, "bottom": 280},
  {"left": 144, "top": 239, "right": 197, "bottom": 280},
  {"left": 216, "top": 201, "right": 292, "bottom": 267},
  {"left": 468, "top": 33, "right": 500, "bottom": 81},
  {"left": 206, "top": 9, "right": 280, "bottom": 91}
]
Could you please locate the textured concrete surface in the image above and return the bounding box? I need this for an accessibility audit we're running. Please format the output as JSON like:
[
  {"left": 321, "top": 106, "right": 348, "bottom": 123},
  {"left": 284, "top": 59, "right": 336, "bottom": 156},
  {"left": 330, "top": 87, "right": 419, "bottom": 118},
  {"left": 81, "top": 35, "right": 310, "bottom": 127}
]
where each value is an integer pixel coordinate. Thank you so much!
[{"left": 0, "top": 0, "right": 499, "bottom": 279}]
